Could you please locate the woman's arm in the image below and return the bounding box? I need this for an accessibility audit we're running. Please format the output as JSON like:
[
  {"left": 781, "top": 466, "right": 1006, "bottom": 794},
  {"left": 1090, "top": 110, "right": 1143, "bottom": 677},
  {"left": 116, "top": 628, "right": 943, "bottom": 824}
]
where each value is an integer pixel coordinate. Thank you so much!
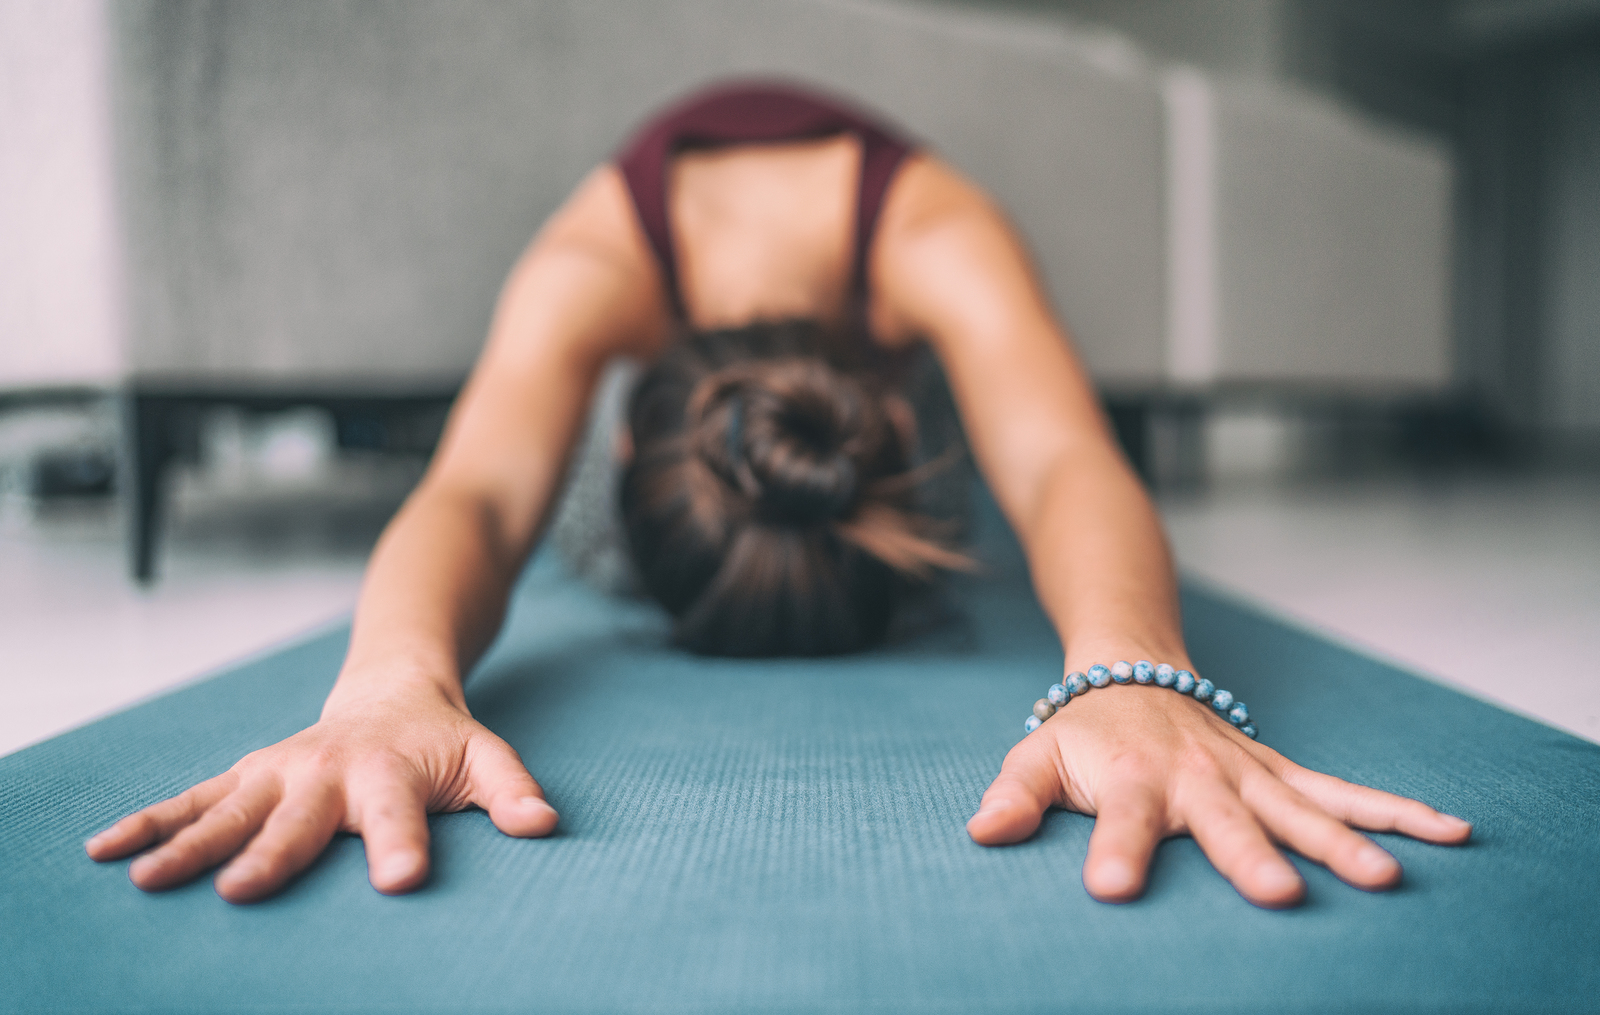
[
  {"left": 328, "top": 167, "right": 669, "bottom": 715},
  {"left": 872, "top": 157, "right": 1470, "bottom": 908},
  {"left": 872, "top": 158, "right": 1183, "bottom": 669},
  {"left": 87, "top": 167, "right": 670, "bottom": 902}
]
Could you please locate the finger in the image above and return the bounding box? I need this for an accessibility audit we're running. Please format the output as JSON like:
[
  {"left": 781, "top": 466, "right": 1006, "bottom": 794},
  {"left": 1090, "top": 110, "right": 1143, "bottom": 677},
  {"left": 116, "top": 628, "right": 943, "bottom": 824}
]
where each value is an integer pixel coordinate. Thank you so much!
[
  {"left": 966, "top": 746, "right": 1060, "bottom": 846},
  {"left": 1182, "top": 779, "right": 1305, "bottom": 908},
  {"left": 465, "top": 735, "right": 558, "bottom": 838},
  {"left": 127, "top": 777, "right": 279, "bottom": 892},
  {"left": 213, "top": 780, "right": 343, "bottom": 904},
  {"left": 353, "top": 780, "right": 432, "bottom": 895},
  {"left": 1239, "top": 766, "right": 1401, "bottom": 891},
  {"left": 1080, "top": 778, "right": 1166, "bottom": 903},
  {"left": 85, "top": 773, "right": 238, "bottom": 861},
  {"left": 1271, "top": 762, "right": 1472, "bottom": 844}
]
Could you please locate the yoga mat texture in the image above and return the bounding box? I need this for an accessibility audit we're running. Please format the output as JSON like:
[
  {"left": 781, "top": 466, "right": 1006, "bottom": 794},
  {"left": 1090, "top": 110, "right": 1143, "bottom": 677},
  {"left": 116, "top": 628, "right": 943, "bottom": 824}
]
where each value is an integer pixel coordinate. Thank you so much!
[{"left": 3, "top": 539, "right": 1598, "bottom": 1013}]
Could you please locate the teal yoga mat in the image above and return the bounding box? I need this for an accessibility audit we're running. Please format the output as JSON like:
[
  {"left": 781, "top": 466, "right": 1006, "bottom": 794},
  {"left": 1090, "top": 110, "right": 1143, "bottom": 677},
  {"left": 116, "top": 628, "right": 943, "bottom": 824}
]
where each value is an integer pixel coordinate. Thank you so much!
[{"left": 3, "top": 535, "right": 1598, "bottom": 1013}]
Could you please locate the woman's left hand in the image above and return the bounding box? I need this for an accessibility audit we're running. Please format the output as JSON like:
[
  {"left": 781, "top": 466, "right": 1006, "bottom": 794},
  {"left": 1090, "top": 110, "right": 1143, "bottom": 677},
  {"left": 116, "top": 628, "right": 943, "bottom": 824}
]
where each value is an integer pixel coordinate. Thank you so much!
[{"left": 966, "top": 679, "right": 1473, "bottom": 908}]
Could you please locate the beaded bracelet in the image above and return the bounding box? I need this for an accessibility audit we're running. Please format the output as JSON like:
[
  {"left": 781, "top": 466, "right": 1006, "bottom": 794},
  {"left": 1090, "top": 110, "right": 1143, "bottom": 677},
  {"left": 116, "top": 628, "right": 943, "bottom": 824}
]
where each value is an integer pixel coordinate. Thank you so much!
[{"left": 1023, "top": 660, "right": 1258, "bottom": 740}]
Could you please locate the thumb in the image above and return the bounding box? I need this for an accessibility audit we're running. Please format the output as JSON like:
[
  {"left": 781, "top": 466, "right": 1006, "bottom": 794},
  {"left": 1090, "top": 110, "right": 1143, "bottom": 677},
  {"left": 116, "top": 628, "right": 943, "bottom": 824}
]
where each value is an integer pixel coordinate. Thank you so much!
[
  {"left": 465, "top": 734, "right": 559, "bottom": 838},
  {"left": 967, "top": 763, "right": 1056, "bottom": 846}
]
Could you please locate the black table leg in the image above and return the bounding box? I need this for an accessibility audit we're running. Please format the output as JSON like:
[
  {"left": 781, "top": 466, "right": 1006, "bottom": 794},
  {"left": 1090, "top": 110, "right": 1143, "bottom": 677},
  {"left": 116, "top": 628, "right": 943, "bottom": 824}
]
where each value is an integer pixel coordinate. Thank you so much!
[{"left": 123, "top": 393, "right": 172, "bottom": 585}]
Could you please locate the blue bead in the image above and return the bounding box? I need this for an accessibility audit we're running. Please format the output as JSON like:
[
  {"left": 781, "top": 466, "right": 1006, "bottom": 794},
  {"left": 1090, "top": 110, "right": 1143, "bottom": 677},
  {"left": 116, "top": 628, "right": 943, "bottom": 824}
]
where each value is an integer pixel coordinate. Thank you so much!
[
  {"left": 1193, "top": 677, "right": 1215, "bottom": 702},
  {"left": 1239, "top": 722, "right": 1258, "bottom": 739},
  {"left": 1066, "top": 671, "right": 1090, "bottom": 696},
  {"left": 1087, "top": 664, "right": 1112, "bottom": 688},
  {"left": 1228, "top": 702, "right": 1249, "bottom": 726},
  {"left": 1024, "top": 715, "right": 1042, "bottom": 734},
  {"left": 1154, "top": 663, "right": 1176, "bottom": 687},
  {"left": 1133, "top": 660, "right": 1155, "bottom": 684},
  {"left": 1047, "top": 684, "right": 1069, "bottom": 707},
  {"left": 1111, "top": 660, "right": 1134, "bottom": 684},
  {"left": 1211, "top": 688, "right": 1234, "bottom": 712},
  {"left": 1173, "top": 670, "right": 1196, "bottom": 694}
]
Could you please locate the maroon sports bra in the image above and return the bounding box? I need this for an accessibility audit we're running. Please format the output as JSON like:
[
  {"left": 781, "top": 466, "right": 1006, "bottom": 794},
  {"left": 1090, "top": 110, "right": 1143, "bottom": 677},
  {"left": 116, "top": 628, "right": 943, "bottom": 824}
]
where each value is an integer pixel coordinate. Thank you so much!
[{"left": 615, "top": 80, "right": 917, "bottom": 323}]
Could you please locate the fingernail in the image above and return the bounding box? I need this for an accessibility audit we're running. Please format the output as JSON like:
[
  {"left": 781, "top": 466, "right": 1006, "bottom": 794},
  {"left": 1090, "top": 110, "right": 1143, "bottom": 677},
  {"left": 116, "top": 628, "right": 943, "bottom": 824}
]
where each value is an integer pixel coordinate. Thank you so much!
[
  {"left": 222, "top": 860, "right": 262, "bottom": 884},
  {"left": 520, "top": 796, "right": 555, "bottom": 814},
  {"left": 1359, "top": 844, "right": 1396, "bottom": 874},
  {"left": 85, "top": 833, "right": 105, "bottom": 850},
  {"left": 1098, "top": 859, "right": 1138, "bottom": 893},
  {"left": 1259, "top": 864, "right": 1303, "bottom": 894},
  {"left": 376, "top": 854, "right": 420, "bottom": 884}
]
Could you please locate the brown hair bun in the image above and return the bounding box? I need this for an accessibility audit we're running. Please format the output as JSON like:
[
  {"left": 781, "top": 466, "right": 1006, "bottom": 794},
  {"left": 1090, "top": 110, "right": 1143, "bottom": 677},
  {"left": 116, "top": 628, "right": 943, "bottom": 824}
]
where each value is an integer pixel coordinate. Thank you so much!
[
  {"left": 694, "top": 357, "right": 885, "bottom": 524},
  {"left": 620, "top": 320, "right": 969, "bottom": 657}
]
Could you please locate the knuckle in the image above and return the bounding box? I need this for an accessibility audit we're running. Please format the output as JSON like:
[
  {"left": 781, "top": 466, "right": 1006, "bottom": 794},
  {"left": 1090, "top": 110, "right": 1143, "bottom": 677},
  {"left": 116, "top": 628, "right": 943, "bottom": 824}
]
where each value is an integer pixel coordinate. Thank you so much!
[
  {"left": 363, "top": 754, "right": 417, "bottom": 786},
  {"left": 363, "top": 800, "right": 406, "bottom": 825},
  {"left": 1000, "top": 743, "right": 1031, "bottom": 769},
  {"left": 203, "top": 770, "right": 242, "bottom": 792},
  {"left": 233, "top": 749, "right": 271, "bottom": 774},
  {"left": 1331, "top": 833, "right": 1371, "bottom": 863},
  {"left": 1293, "top": 818, "right": 1347, "bottom": 857},
  {"left": 275, "top": 804, "right": 320, "bottom": 833},
  {"left": 207, "top": 799, "right": 259, "bottom": 831},
  {"left": 175, "top": 787, "right": 217, "bottom": 822},
  {"left": 144, "top": 843, "right": 187, "bottom": 869},
  {"left": 301, "top": 745, "right": 348, "bottom": 777},
  {"left": 1000, "top": 741, "right": 1048, "bottom": 774},
  {"left": 248, "top": 842, "right": 292, "bottom": 871},
  {"left": 1101, "top": 745, "right": 1162, "bottom": 782},
  {"left": 1174, "top": 748, "right": 1226, "bottom": 784}
]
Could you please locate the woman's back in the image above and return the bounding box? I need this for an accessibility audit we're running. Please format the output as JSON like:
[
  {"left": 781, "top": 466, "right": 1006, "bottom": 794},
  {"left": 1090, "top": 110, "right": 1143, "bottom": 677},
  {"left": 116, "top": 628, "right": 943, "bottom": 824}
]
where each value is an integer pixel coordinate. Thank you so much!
[{"left": 670, "top": 136, "right": 861, "bottom": 332}]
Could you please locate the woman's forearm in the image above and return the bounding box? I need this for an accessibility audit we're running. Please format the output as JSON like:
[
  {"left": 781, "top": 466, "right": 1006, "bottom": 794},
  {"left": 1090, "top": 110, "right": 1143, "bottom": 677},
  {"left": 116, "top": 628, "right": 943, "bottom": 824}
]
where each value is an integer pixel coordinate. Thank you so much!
[
  {"left": 319, "top": 217, "right": 655, "bottom": 716},
  {"left": 1019, "top": 446, "right": 1189, "bottom": 668},
  {"left": 322, "top": 482, "right": 537, "bottom": 716}
]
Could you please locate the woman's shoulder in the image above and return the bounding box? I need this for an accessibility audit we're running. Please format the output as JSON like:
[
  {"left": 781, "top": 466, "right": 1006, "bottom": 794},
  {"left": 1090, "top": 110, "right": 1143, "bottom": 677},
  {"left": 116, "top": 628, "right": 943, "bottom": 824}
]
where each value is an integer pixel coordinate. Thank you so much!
[
  {"left": 539, "top": 165, "right": 657, "bottom": 274},
  {"left": 880, "top": 154, "right": 1003, "bottom": 242},
  {"left": 869, "top": 154, "right": 1024, "bottom": 344},
  {"left": 497, "top": 164, "right": 673, "bottom": 360}
]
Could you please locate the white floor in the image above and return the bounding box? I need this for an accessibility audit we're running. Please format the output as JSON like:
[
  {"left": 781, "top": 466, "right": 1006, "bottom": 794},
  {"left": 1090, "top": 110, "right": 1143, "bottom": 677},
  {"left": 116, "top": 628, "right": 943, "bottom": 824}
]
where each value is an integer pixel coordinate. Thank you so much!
[
  {"left": 0, "top": 455, "right": 415, "bottom": 758},
  {"left": 1161, "top": 473, "right": 1600, "bottom": 744},
  {"left": 1, "top": 465, "right": 1596, "bottom": 757}
]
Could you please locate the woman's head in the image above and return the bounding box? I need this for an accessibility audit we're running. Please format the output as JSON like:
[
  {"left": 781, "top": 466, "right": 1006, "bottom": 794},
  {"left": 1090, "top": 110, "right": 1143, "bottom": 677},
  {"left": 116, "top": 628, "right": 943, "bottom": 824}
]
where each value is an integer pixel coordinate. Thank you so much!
[{"left": 620, "top": 320, "right": 966, "bottom": 656}]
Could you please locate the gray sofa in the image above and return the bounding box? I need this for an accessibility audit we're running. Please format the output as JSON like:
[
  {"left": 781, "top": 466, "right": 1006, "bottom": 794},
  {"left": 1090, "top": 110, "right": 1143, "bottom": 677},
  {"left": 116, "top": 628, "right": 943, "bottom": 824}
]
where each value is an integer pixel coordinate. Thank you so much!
[{"left": 1, "top": 0, "right": 1451, "bottom": 578}]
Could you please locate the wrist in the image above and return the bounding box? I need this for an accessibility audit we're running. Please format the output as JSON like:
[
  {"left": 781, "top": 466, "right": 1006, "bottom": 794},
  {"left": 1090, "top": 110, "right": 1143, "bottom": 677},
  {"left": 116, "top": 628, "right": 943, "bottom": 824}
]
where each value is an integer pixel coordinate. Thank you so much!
[
  {"left": 1027, "top": 652, "right": 1257, "bottom": 740},
  {"left": 322, "top": 658, "right": 468, "bottom": 720},
  {"left": 1062, "top": 641, "right": 1193, "bottom": 677}
]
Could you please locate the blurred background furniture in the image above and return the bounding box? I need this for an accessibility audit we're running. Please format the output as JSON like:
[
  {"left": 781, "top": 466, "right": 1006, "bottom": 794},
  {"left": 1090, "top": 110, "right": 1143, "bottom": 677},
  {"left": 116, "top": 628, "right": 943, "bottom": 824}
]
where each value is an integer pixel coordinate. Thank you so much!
[
  {"left": 103, "top": 0, "right": 1176, "bottom": 581},
  {"left": 5, "top": 0, "right": 1597, "bottom": 582}
]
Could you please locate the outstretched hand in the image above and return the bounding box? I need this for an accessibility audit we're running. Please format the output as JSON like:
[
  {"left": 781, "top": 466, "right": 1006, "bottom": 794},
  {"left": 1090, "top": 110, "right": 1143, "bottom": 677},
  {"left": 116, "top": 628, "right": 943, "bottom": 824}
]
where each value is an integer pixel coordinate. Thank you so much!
[
  {"left": 85, "top": 683, "right": 557, "bottom": 903},
  {"left": 966, "top": 678, "right": 1471, "bottom": 908}
]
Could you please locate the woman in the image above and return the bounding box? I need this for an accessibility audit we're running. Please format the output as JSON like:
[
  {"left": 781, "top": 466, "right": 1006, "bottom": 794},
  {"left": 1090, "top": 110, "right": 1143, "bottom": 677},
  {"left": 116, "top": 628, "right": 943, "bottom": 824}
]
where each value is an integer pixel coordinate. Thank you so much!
[{"left": 86, "top": 82, "right": 1470, "bottom": 907}]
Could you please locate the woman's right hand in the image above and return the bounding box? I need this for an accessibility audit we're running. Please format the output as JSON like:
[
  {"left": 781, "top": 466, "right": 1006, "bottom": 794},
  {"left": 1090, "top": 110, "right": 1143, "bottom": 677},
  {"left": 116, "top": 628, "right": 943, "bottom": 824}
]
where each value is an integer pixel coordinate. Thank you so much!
[{"left": 84, "top": 680, "right": 558, "bottom": 903}]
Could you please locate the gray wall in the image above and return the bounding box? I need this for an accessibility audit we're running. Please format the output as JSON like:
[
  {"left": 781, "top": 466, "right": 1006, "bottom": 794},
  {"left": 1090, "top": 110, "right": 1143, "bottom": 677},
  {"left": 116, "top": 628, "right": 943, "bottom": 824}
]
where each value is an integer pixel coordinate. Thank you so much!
[
  {"left": 107, "top": 0, "right": 1168, "bottom": 387},
  {"left": 1542, "top": 47, "right": 1600, "bottom": 435},
  {"left": 1452, "top": 34, "right": 1600, "bottom": 442},
  {"left": 1206, "top": 82, "right": 1451, "bottom": 387},
  {"left": 3, "top": 0, "right": 1466, "bottom": 405},
  {"left": 958, "top": 0, "right": 1600, "bottom": 445},
  {"left": 971, "top": 0, "right": 1292, "bottom": 78},
  {"left": 1289, "top": 3, "right": 1600, "bottom": 443},
  {"left": 0, "top": 0, "right": 124, "bottom": 387}
]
